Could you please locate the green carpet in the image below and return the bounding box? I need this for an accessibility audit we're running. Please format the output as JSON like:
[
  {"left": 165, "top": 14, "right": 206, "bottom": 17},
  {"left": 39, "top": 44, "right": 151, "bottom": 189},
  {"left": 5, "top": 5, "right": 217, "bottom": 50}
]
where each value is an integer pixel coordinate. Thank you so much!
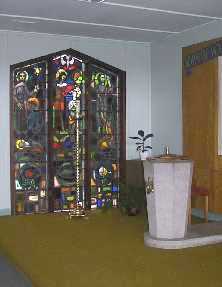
[{"left": 0, "top": 210, "right": 221, "bottom": 287}]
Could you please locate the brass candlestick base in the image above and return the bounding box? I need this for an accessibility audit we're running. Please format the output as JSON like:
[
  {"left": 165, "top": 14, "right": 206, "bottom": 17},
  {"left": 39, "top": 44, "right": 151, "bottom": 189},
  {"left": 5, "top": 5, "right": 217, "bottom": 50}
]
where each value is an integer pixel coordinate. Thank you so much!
[
  {"left": 68, "top": 205, "right": 86, "bottom": 219},
  {"left": 154, "top": 145, "right": 188, "bottom": 160}
]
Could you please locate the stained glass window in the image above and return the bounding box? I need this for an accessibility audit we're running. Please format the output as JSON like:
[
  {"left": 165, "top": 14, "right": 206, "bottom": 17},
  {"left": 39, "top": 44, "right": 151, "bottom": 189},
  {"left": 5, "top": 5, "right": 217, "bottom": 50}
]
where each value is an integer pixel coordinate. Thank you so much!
[
  {"left": 12, "top": 61, "right": 48, "bottom": 214},
  {"left": 11, "top": 49, "right": 125, "bottom": 215},
  {"left": 89, "top": 65, "right": 120, "bottom": 209}
]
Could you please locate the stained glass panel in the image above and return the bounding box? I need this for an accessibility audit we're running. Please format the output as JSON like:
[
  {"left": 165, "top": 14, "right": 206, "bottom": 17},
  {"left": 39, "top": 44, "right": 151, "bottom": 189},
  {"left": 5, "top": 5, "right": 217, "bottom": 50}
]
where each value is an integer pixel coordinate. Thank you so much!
[
  {"left": 51, "top": 54, "right": 86, "bottom": 211},
  {"left": 12, "top": 61, "right": 48, "bottom": 214},
  {"left": 89, "top": 65, "right": 120, "bottom": 208}
]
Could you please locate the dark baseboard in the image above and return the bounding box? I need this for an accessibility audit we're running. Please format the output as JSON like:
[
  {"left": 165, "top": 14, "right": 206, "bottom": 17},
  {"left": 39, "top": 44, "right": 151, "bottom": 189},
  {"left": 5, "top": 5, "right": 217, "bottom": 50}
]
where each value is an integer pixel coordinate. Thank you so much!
[
  {"left": 192, "top": 208, "right": 222, "bottom": 222},
  {"left": 0, "top": 209, "right": 11, "bottom": 216}
]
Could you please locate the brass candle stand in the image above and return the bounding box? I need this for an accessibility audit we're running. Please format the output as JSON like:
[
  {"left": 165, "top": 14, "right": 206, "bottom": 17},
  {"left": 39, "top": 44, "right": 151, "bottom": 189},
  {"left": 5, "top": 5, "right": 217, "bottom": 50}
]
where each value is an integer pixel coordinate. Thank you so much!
[{"left": 68, "top": 204, "right": 86, "bottom": 219}]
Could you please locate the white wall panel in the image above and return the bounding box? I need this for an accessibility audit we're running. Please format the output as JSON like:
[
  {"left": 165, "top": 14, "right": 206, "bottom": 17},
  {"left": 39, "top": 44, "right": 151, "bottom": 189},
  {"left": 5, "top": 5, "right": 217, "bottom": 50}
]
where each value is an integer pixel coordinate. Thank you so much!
[
  {"left": 151, "top": 19, "right": 222, "bottom": 156},
  {"left": 0, "top": 31, "right": 10, "bottom": 211}
]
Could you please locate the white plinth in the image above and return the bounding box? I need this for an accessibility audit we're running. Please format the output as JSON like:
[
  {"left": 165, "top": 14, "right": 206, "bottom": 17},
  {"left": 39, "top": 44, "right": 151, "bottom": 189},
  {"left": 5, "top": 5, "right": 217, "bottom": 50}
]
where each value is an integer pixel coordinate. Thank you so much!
[
  {"left": 144, "top": 222, "right": 222, "bottom": 249},
  {"left": 143, "top": 158, "right": 193, "bottom": 239}
]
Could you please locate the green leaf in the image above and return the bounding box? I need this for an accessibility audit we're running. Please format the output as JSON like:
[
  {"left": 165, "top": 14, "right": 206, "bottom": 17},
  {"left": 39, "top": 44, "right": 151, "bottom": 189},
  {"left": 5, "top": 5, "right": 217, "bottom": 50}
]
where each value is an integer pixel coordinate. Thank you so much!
[
  {"left": 138, "top": 130, "right": 144, "bottom": 137},
  {"left": 129, "top": 136, "right": 141, "bottom": 140},
  {"left": 144, "top": 145, "right": 152, "bottom": 149},
  {"left": 143, "top": 133, "right": 154, "bottom": 141}
]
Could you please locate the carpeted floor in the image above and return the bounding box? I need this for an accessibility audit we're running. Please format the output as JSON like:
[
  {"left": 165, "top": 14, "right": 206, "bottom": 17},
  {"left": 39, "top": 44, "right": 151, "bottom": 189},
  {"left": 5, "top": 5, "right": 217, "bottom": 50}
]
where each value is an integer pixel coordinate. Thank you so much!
[{"left": 0, "top": 210, "right": 221, "bottom": 287}]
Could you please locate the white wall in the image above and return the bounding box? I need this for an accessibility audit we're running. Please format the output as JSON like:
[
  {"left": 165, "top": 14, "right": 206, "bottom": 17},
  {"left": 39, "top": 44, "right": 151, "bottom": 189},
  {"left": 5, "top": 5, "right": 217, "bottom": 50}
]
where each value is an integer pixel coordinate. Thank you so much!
[
  {"left": 0, "top": 30, "right": 151, "bottom": 212},
  {"left": 151, "top": 19, "right": 222, "bottom": 156}
]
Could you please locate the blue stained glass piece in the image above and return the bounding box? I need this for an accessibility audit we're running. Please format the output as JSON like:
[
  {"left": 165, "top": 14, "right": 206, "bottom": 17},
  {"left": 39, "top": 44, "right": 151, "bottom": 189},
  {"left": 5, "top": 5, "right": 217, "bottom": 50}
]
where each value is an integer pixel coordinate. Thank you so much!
[
  {"left": 63, "top": 137, "right": 73, "bottom": 149},
  {"left": 61, "top": 192, "right": 65, "bottom": 203},
  {"left": 97, "top": 199, "right": 103, "bottom": 208},
  {"left": 112, "top": 186, "right": 118, "bottom": 192}
]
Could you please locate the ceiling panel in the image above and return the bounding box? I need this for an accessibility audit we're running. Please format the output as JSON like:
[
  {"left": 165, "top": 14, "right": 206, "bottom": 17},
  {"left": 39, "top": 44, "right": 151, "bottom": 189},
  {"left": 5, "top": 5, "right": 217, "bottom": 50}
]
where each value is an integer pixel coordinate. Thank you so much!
[
  {"left": 0, "top": 4, "right": 211, "bottom": 33},
  {"left": 0, "top": 16, "right": 167, "bottom": 42},
  {"left": 0, "top": 0, "right": 220, "bottom": 42},
  {"left": 107, "top": 0, "right": 222, "bottom": 18},
  {"left": 0, "top": 0, "right": 212, "bottom": 32}
]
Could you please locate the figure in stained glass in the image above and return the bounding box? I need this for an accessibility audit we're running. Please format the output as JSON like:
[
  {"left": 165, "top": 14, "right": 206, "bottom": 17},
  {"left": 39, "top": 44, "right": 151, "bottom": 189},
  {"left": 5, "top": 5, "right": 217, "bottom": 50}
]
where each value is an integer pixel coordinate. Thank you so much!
[
  {"left": 73, "top": 70, "right": 85, "bottom": 85},
  {"left": 56, "top": 69, "right": 68, "bottom": 87},
  {"left": 27, "top": 93, "right": 44, "bottom": 135},
  {"left": 16, "top": 71, "right": 29, "bottom": 82},
  {"left": 91, "top": 72, "right": 111, "bottom": 92}
]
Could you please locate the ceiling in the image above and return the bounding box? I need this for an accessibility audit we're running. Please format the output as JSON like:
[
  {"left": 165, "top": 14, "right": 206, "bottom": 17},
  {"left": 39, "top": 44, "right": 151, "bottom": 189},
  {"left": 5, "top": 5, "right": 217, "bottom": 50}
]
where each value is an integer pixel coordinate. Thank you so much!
[{"left": 0, "top": 0, "right": 222, "bottom": 42}]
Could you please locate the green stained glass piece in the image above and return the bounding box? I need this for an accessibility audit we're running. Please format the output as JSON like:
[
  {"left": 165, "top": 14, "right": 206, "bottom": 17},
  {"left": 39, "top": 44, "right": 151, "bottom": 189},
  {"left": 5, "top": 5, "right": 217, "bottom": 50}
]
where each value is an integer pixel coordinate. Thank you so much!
[{"left": 103, "top": 186, "right": 112, "bottom": 192}]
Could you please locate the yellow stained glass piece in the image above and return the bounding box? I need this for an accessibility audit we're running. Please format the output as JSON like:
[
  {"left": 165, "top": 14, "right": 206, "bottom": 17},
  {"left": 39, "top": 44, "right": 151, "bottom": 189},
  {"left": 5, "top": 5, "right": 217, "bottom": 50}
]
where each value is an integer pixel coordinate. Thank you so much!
[
  {"left": 28, "top": 97, "right": 39, "bottom": 106},
  {"left": 34, "top": 67, "right": 42, "bottom": 76},
  {"left": 91, "top": 178, "right": 96, "bottom": 186},
  {"left": 16, "top": 139, "right": 25, "bottom": 150},
  {"left": 99, "top": 166, "right": 108, "bottom": 177},
  {"left": 112, "top": 164, "right": 117, "bottom": 171},
  {"left": 16, "top": 71, "right": 28, "bottom": 82},
  {"left": 99, "top": 137, "right": 111, "bottom": 150},
  {"left": 56, "top": 69, "right": 67, "bottom": 80}
]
